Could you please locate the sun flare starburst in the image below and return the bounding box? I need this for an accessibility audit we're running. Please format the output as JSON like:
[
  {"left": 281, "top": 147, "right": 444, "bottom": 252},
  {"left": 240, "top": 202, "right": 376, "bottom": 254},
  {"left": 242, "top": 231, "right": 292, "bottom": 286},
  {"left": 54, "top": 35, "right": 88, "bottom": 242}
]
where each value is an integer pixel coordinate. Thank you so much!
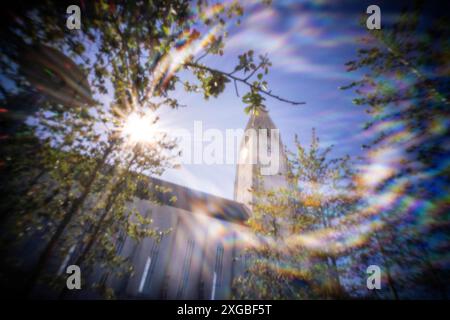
[{"left": 121, "top": 112, "right": 161, "bottom": 145}]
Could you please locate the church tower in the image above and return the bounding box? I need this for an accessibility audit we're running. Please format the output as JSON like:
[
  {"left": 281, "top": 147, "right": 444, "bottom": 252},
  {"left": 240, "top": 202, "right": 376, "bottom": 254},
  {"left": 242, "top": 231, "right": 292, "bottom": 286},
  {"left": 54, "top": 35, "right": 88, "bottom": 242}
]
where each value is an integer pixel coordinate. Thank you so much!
[{"left": 234, "top": 108, "right": 290, "bottom": 209}]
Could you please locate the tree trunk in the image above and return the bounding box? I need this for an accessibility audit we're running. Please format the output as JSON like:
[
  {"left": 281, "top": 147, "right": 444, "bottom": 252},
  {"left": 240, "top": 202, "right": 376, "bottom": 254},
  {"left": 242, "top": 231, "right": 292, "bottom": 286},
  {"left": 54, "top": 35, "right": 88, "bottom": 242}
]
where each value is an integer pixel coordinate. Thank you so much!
[
  {"left": 23, "top": 143, "right": 114, "bottom": 296},
  {"left": 59, "top": 155, "right": 137, "bottom": 299}
]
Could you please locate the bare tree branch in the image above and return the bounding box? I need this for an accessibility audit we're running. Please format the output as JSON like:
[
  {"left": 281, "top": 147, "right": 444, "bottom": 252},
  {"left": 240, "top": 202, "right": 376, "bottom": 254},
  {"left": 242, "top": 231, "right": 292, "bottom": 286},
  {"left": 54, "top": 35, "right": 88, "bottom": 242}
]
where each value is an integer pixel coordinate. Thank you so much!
[{"left": 185, "top": 62, "right": 305, "bottom": 106}]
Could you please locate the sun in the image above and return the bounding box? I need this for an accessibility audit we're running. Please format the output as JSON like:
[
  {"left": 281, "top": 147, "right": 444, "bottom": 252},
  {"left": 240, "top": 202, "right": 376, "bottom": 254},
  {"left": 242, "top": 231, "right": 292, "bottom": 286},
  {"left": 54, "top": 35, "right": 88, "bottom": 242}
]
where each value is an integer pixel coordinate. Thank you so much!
[{"left": 121, "top": 111, "right": 160, "bottom": 144}]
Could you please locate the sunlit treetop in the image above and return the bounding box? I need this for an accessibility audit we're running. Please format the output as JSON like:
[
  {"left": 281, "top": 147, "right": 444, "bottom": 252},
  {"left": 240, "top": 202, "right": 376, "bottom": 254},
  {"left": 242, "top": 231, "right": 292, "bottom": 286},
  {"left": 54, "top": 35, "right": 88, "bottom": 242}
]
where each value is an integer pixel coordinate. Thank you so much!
[{"left": 1, "top": 0, "right": 301, "bottom": 126}]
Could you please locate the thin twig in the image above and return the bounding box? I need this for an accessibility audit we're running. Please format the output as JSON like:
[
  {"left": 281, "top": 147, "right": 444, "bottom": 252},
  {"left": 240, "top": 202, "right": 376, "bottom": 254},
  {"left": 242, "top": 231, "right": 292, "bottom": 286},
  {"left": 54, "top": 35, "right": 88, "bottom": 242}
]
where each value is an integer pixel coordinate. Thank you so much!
[
  {"left": 234, "top": 79, "right": 240, "bottom": 97},
  {"left": 195, "top": 51, "right": 209, "bottom": 64},
  {"left": 244, "top": 62, "right": 263, "bottom": 82}
]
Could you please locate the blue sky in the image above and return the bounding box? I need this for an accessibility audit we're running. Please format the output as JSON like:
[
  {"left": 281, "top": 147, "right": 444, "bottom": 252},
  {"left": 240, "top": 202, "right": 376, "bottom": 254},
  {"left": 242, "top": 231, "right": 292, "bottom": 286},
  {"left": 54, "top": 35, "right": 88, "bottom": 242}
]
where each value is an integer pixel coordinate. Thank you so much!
[
  {"left": 14, "top": 0, "right": 439, "bottom": 200},
  {"left": 156, "top": 0, "right": 382, "bottom": 199},
  {"left": 93, "top": 0, "right": 442, "bottom": 201},
  {"left": 4, "top": 1, "right": 443, "bottom": 200}
]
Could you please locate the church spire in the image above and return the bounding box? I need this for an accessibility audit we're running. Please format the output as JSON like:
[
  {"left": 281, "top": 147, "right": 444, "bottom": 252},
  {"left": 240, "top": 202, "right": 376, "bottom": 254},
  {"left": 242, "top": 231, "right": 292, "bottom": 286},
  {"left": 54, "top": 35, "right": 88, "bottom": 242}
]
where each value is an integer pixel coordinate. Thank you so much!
[{"left": 234, "top": 109, "right": 290, "bottom": 209}]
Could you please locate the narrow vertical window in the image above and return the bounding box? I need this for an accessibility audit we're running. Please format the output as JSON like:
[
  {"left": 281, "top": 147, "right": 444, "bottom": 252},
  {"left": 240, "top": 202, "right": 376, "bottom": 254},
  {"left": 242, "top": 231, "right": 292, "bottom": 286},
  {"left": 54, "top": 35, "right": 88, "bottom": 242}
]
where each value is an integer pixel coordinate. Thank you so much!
[
  {"left": 211, "top": 272, "right": 217, "bottom": 300},
  {"left": 211, "top": 244, "right": 224, "bottom": 300},
  {"left": 176, "top": 239, "right": 195, "bottom": 298},
  {"left": 138, "top": 256, "right": 151, "bottom": 293},
  {"left": 116, "top": 230, "right": 126, "bottom": 254},
  {"left": 138, "top": 241, "right": 160, "bottom": 293},
  {"left": 147, "top": 240, "right": 160, "bottom": 289},
  {"left": 57, "top": 244, "right": 76, "bottom": 275}
]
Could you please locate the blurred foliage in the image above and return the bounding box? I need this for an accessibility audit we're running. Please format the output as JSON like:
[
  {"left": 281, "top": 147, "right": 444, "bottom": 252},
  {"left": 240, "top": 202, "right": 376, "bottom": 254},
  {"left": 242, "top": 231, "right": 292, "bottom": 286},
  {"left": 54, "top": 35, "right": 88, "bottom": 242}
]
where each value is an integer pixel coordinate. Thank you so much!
[
  {"left": 233, "top": 129, "right": 356, "bottom": 299},
  {"left": 341, "top": 1, "right": 450, "bottom": 299}
]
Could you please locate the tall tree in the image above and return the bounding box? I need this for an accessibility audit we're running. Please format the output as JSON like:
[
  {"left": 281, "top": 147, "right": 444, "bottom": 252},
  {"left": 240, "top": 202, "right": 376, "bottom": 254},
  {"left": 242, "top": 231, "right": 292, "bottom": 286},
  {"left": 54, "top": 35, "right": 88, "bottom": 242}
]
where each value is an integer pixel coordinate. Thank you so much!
[
  {"left": 233, "top": 129, "right": 356, "bottom": 299},
  {"left": 342, "top": 1, "right": 450, "bottom": 298}
]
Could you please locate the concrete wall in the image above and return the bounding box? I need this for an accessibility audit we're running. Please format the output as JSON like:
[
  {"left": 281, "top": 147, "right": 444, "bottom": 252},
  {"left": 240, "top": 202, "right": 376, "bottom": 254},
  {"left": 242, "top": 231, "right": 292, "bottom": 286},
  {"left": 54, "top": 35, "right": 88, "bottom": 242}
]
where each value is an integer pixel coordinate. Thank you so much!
[{"left": 108, "top": 198, "right": 250, "bottom": 299}]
